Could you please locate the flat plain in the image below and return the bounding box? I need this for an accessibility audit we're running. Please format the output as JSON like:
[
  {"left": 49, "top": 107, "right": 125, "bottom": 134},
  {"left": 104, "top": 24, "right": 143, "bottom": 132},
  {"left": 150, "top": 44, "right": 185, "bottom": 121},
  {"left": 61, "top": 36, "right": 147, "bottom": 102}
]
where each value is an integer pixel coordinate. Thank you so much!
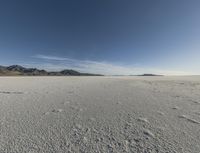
[{"left": 0, "top": 76, "right": 200, "bottom": 153}]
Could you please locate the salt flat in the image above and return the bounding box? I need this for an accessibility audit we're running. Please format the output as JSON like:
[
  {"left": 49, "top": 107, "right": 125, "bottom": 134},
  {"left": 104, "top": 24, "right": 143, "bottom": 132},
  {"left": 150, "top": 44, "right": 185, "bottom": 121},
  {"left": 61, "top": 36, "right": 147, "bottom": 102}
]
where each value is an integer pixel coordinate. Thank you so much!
[{"left": 0, "top": 76, "right": 200, "bottom": 153}]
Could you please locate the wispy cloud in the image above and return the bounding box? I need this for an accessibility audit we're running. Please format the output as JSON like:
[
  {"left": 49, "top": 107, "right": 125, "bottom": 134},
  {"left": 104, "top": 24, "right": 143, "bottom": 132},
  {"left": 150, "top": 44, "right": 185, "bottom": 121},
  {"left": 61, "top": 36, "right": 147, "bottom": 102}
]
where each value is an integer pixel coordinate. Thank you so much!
[
  {"left": 34, "top": 54, "right": 72, "bottom": 61},
  {"left": 32, "top": 54, "right": 191, "bottom": 75}
]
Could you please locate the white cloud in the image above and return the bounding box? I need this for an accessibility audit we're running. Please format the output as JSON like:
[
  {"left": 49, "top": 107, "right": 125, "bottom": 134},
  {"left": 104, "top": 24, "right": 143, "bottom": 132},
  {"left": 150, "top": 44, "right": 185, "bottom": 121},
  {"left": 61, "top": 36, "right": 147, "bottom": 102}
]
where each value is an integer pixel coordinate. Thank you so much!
[{"left": 32, "top": 54, "right": 192, "bottom": 75}]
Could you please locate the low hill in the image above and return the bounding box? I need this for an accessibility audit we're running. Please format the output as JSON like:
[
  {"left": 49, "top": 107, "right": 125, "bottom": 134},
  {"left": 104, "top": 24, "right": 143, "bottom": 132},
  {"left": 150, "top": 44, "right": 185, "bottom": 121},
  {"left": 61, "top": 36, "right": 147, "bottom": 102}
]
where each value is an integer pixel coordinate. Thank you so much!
[{"left": 138, "top": 74, "right": 163, "bottom": 76}]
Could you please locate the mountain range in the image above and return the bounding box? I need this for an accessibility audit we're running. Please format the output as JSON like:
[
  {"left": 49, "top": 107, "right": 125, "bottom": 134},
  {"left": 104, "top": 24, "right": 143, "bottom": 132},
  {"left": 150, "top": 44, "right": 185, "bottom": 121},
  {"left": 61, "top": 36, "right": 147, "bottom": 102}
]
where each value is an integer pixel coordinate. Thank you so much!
[{"left": 0, "top": 65, "right": 103, "bottom": 76}]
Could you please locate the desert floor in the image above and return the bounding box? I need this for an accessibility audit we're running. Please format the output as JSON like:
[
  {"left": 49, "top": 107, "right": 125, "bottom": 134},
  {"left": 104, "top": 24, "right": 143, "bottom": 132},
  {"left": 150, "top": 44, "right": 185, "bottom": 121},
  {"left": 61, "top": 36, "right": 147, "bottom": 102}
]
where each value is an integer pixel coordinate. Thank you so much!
[{"left": 0, "top": 76, "right": 199, "bottom": 153}]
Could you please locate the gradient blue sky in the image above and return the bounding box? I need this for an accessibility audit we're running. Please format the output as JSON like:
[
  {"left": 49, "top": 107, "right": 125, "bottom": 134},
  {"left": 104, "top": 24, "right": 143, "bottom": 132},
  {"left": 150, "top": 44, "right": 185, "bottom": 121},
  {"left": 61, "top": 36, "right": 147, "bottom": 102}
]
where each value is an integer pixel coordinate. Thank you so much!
[{"left": 0, "top": 0, "right": 200, "bottom": 75}]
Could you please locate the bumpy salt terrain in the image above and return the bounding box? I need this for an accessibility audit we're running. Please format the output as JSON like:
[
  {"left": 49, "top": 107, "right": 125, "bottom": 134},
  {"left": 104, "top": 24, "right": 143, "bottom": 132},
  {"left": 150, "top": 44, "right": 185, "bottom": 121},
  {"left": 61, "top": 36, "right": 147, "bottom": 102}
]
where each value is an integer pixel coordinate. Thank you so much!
[{"left": 0, "top": 76, "right": 200, "bottom": 153}]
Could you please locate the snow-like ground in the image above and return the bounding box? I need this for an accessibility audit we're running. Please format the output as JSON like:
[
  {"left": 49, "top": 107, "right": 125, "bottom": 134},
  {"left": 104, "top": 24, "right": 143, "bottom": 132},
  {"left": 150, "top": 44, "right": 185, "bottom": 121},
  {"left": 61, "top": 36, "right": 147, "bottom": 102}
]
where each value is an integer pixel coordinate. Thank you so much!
[{"left": 0, "top": 76, "right": 200, "bottom": 153}]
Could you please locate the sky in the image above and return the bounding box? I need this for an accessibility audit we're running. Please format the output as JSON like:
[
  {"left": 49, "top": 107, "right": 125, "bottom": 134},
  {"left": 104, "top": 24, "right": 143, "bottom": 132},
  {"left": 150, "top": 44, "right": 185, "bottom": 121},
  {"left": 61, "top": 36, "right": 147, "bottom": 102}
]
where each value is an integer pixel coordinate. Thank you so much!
[{"left": 0, "top": 0, "right": 200, "bottom": 75}]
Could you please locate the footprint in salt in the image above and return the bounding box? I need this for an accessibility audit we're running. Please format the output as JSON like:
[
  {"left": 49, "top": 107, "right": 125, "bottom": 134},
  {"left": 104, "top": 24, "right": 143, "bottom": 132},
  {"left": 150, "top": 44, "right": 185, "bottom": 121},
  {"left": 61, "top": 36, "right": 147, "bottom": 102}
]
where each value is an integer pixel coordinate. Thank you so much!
[
  {"left": 157, "top": 111, "right": 165, "bottom": 116},
  {"left": 143, "top": 129, "right": 155, "bottom": 138},
  {"left": 52, "top": 109, "right": 63, "bottom": 113},
  {"left": 190, "top": 100, "right": 200, "bottom": 105},
  {"left": 172, "top": 106, "right": 179, "bottom": 110},
  {"left": 137, "top": 117, "right": 149, "bottom": 123},
  {"left": 178, "top": 115, "right": 200, "bottom": 124}
]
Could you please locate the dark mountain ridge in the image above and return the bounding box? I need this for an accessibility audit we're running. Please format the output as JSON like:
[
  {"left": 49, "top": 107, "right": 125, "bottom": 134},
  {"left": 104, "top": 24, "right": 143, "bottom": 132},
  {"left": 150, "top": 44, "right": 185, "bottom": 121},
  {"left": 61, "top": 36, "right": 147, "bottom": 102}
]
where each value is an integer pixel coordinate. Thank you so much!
[{"left": 0, "top": 65, "right": 103, "bottom": 76}]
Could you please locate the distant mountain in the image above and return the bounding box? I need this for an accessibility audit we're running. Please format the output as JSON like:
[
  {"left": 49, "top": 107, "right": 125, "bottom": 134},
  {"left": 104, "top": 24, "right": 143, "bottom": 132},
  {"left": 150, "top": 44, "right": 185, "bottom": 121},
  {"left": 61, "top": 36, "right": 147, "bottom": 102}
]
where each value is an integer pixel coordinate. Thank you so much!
[
  {"left": 0, "top": 65, "right": 103, "bottom": 76},
  {"left": 138, "top": 74, "right": 163, "bottom": 76},
  {"left": 60, "top": 69, "right": 81, "bottom": 76}
]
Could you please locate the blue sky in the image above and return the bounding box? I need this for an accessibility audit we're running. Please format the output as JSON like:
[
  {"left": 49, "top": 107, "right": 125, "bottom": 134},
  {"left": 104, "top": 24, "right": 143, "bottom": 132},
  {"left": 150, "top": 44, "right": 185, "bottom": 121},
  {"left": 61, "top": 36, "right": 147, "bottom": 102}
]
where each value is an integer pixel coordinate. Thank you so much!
[{"left": 0, "top": 0, "right": 200, "bottom": 75}]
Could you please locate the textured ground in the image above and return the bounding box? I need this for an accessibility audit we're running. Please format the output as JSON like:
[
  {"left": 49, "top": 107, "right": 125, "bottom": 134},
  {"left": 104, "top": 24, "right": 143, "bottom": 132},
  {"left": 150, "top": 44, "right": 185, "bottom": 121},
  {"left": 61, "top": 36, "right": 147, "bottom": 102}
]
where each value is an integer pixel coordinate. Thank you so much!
[{"left": 0, "top": 76, "right": 200, "bottom": 153}]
